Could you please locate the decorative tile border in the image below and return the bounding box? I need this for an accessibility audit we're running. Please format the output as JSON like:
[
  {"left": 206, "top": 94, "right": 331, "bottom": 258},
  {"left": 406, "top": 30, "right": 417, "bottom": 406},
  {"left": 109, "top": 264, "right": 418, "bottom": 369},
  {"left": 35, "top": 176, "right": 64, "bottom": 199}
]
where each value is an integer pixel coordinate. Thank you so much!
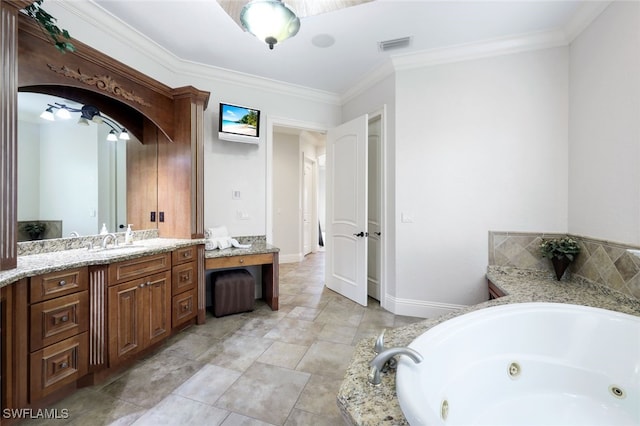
[{"left": 489, "top": 231, "right": 640, "bottom": 300}]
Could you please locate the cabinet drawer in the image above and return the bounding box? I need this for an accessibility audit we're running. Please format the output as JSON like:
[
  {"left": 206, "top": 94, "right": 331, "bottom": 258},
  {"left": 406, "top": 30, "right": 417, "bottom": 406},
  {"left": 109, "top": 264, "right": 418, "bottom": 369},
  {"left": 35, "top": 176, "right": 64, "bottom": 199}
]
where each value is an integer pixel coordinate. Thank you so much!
[
  {"left": 108, "top": 253, "right": 171, "bottom": 286},
  {"left": 30, "top": 291, "right": 88, "bottom": 351},
  {"left": 172, "top": 246, "right": 197, "bottom": 266},
  {"left": 30, "top": 332, "right": 88, "bottom": 401},
  {"left": 172, "top": 261, "right": 196, "bottom": 296},
  {"left": 172, "top": 287, "right": 197, "bottom": 328},
  {"left": 30, "top": 267, "right": 88, "bottom": 303},
  {"left": 205, "top": 253, "right": 274, "bottom": 269}
]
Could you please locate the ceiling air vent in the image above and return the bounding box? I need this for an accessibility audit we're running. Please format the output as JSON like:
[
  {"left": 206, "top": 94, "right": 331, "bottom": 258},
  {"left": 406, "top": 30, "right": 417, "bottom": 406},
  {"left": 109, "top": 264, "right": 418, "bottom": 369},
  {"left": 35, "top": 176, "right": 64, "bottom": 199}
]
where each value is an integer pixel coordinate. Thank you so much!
[{"left": 378, "top": 36, "right": 411, "bottom": 52}]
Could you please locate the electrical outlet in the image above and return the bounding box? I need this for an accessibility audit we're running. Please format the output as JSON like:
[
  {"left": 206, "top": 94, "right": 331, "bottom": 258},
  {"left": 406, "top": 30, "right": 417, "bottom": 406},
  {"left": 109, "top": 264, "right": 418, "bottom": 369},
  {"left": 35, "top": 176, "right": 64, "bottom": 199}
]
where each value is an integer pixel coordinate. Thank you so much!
[
  {"left": 159, "top": 211, "right": 165, "bottom": 222},
  {"left": 150, "top": 211, "right": 156, "bottom": 222},
  {"left": 232, "top": 190, "right": 241, "bottom": 200}
]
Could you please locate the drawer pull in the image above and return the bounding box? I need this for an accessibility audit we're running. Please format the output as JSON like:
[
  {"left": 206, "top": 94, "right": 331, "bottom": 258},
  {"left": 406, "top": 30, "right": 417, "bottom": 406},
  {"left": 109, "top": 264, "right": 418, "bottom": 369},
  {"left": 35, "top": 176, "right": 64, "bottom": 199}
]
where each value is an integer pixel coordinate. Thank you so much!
[
  {"left": 58, "top": 280, "right": 67, "bottom": 286},
  {"left": 183, "top": 252, "right": 190, "bottom": 258},
  {"left": 59, "top": 362, "right": 68, "bottom": 369},
  {"left": 139, "top": 283, "right": 146, "bottom": 288},
  {"left": 181, "top": 273, "right": 189, "bottom": 281},
  {"left": 60, "top": 315, "right": 69, "bottom": 322},
  {"left": 239, "top": 259, "right": 244, "bottom": 264},
  {"left": 182, "top": 303, "right": 190, "bottom": 311}
]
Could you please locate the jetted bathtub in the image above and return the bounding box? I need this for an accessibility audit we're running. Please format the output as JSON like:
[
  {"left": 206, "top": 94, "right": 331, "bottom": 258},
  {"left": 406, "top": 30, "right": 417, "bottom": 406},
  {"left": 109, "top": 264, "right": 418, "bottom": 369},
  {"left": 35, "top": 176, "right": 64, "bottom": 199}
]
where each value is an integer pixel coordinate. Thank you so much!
[{"left": 396, "top": 303, "right": 640, "bottom": 425}]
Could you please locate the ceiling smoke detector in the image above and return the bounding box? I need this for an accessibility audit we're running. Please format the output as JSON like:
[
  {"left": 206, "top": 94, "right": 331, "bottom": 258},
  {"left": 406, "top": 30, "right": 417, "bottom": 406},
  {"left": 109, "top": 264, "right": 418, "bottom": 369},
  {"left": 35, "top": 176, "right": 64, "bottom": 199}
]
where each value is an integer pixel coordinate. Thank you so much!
[{"left": 378, "top": 36, "right": 411, "bottom": 52}]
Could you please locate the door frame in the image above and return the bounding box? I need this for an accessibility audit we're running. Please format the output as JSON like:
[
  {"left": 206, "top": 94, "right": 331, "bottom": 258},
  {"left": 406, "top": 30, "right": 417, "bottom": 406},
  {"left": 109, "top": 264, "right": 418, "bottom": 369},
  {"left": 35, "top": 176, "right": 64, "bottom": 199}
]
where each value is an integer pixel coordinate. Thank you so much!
[
  {"left": 266, "top": 109, "right": 388, "bottom": 310},
  {"left": 368, "top": 106, "right": 387, "bottom": 310},
  {"left": 266, "top": 116, "right": 327, "bottom": 246}
]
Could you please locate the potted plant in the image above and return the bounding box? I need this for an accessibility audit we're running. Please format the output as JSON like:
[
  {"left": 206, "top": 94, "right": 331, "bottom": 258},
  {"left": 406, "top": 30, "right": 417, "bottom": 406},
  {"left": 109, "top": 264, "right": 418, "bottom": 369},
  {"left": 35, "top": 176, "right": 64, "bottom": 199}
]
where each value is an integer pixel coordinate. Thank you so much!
[
  {"left": 539, "top": 236, "right": 581, "bottom": 280},
  {"left": 22, "top": 222, "right": 47, "bottom": 240}
]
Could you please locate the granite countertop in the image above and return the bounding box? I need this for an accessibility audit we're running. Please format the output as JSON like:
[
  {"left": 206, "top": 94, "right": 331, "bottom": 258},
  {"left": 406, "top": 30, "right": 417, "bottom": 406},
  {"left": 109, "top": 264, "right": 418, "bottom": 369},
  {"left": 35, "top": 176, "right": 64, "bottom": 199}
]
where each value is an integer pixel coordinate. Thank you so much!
[
  {"left": 337, "top": 266, "right": 640, "bottom": 425},
  {"left": 0, "top": 237, "right": 202, "bottom": 289},
  {"left": 204, "top": 241, "right": 280, "bottom": 259}
]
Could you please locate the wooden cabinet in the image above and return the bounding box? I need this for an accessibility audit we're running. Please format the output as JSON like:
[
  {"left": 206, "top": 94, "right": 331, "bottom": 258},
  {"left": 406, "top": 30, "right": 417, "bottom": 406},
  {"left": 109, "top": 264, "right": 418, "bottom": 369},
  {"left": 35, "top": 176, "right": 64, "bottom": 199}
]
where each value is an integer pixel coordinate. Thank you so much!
[
  {"left": 108, "top": 254, "right": 171, "bottom": 366},
  {"left": 488, "top": 279, "right": 506, "bottom": 300},
  {"left": 171, "top": 246, "right": 198, "bottom": 329},
  {"left": 28, "top": 267, "right": 89, "bottom": 402}
]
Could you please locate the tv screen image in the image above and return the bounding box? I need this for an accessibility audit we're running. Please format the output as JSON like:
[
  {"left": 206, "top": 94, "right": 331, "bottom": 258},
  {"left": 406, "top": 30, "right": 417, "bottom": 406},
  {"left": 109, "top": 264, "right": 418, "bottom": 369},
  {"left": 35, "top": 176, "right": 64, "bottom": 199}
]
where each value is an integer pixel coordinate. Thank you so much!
[{"left": 219, "top": 103, "right": 260, "bottom": 138}]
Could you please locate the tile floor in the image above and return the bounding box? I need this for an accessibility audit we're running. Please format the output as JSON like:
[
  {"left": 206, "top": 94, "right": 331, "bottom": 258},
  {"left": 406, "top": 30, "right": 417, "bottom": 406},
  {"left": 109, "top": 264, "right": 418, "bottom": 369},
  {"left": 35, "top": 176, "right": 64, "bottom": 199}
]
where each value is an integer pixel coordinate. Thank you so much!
[{"left": 24, "top": 252, "right": 421, "bottom": 425}]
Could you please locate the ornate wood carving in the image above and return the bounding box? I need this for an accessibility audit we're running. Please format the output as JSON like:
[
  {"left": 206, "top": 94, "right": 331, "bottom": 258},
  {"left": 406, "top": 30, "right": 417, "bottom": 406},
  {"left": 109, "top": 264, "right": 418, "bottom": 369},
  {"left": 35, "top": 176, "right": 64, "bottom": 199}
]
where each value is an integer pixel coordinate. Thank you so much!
[{"left": 47, "top": 64, "right": 152, "bottom": 107}]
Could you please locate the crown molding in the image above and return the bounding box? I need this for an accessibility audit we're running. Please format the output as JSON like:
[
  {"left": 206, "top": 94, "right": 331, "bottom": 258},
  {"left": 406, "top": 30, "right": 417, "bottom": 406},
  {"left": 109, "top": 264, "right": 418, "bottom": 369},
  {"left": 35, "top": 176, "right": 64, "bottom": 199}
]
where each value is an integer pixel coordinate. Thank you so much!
[
  {"left": 57, "top": 1, "right": 611, "bottom": 107},
  {"left": 341, "top": 2, "right": 612, "bottom": 103},
  {"left": 563, "top": 1, "right": 612, "bottom": 42},
  {"left": 55, "top": 1, "right": 341, "bottom": 106}
]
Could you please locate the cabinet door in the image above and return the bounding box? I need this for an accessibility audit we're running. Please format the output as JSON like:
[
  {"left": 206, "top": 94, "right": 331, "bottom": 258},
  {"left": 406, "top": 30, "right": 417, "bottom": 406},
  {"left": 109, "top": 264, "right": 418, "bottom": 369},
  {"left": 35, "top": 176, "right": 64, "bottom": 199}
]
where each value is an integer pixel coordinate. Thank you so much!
[
  {"left": 144, "top": 271, "right": 171, "bottom": 347},
  {"left": 108, "top": 280, "right": 145, "bottom": 364}
]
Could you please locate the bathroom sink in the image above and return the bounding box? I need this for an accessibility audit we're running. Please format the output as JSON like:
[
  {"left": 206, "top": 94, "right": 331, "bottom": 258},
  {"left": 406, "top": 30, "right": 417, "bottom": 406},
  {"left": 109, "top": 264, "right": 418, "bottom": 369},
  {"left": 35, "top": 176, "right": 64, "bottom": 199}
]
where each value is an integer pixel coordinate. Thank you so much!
[{"left": 91, "top": 244, "right": 146, "bottom": 253}]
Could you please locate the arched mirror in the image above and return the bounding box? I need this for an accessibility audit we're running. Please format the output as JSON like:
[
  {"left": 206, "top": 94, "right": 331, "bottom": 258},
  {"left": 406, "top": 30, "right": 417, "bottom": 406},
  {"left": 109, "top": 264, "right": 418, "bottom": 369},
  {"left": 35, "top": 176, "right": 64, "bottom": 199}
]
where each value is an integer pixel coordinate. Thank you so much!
[{"left": 17, "top": 91, "right": 157, "bottom": 241}]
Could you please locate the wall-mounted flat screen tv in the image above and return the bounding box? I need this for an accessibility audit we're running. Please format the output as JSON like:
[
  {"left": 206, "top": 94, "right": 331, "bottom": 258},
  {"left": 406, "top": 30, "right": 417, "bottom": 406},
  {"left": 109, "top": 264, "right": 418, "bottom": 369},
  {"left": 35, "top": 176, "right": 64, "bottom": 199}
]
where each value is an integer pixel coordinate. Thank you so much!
[{"left": 218, "top": 103, "right": 260, "bottom": 144}]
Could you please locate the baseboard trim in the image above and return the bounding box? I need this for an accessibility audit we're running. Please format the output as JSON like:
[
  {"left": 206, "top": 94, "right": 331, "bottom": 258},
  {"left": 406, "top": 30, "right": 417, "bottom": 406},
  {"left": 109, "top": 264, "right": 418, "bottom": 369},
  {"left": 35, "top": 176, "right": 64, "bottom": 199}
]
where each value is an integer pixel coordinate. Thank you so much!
[
  {"left": 279, "top": 253, "right": 304, "bottom": 263},
  {"left": 384, "top": 295, "right": 466, "bottom": 319}
]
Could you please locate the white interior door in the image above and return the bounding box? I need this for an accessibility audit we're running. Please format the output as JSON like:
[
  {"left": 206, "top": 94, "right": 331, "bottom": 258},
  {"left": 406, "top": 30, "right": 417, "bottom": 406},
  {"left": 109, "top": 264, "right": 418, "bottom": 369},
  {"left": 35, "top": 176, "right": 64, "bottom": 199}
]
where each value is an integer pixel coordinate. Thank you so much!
[{"left": 325, "top": 114, "right": 368, "bottom": 306}]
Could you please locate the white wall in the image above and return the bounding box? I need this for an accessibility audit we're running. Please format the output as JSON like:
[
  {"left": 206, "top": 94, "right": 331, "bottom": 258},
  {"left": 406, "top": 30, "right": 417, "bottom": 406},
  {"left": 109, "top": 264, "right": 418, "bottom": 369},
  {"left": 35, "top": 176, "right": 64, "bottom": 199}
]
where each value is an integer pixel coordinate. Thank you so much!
[
  {"left": 273, "top": 132, "right": 301, "bottom": 260},
  {"left": 17, "top": 121, "right": 40, "bottom": 220},
  {"left": 568, "top": 0, "right": 640, "bottom": 244},
  {"left": 391, "top": 48, "right": 569, "bottom": 316},
  {"left": 39, "top": 121, "right": 99, "bottom": 236}
]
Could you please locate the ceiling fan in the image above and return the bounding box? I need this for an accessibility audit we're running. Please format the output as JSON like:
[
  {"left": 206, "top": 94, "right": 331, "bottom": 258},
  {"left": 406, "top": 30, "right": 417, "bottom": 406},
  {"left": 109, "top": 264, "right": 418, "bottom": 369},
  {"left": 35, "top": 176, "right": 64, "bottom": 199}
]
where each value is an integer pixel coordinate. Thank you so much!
[{"left": 218, "top": 0, "right": 372, "bottom": 49}]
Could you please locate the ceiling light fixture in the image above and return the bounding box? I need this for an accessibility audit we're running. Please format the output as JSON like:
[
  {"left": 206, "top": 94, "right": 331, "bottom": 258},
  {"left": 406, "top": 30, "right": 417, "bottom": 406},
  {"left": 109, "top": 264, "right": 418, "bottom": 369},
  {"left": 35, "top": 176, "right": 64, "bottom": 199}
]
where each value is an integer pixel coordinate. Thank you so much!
[
  {"left": 240, "top": 0, "right": 300, "bottom": 50},
  {"left": 39, "top": 103, "right": 130, "bottom": 141}
]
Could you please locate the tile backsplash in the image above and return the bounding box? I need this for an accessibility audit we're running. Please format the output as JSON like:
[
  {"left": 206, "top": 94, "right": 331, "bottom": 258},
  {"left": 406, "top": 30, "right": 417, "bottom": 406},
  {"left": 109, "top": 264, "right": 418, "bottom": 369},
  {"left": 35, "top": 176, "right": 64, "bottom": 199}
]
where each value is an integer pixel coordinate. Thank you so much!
[{"left": 489, "top": 231, "right": 640, "bottom": 300}]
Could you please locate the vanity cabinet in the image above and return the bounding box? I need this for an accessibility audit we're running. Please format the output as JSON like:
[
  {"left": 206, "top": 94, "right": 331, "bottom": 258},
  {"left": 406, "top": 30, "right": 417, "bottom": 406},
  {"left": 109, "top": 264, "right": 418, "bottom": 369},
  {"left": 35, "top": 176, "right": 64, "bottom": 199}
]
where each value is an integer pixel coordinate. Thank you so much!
[
  {"left": 28, "top": 267, "right": 89, "bottom": 402},
  {"left": 171, "top": 246, "right": 198, "bottom": 329},
  {"left": 488, "top": 279, "right": 506, "bottom": 300},
  {"left": 107, "top": 253, "right": 171, "bottom": 366}
]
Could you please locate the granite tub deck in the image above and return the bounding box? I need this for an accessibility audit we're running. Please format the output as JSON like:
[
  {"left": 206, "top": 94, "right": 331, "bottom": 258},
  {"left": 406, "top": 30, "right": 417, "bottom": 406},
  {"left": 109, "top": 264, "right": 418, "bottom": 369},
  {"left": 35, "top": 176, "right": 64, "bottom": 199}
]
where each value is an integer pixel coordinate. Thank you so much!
[
  {"left": 337, "top": 266, "right": 640, "bottom": 425},
  {"left": 0, "top": 237, "right": 202, "bottom": 288}
]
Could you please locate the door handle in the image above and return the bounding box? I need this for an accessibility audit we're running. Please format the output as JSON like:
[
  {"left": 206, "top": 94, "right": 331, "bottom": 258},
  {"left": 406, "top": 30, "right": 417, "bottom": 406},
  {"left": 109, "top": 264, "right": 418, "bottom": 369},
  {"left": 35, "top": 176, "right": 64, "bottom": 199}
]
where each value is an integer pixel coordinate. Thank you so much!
[{"left": 353, "top": 231, "right": 368, "bottom": 237}]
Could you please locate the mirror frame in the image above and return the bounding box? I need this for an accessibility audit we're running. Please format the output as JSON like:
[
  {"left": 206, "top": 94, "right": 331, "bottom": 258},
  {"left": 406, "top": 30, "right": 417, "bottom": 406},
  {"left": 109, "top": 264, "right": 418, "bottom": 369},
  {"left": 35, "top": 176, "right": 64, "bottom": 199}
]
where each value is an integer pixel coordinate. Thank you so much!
[{"left": 0, "top": 3, "right": 209, "bottom": 270}]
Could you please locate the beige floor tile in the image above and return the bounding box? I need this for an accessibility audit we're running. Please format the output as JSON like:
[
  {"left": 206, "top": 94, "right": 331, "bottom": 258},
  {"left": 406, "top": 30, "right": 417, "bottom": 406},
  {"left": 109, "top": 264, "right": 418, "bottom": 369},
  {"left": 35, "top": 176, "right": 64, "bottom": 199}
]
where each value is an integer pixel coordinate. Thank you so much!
[
  {"left": 295, "top": 341, "right": 355, "bottom": 379},
  {"left": 317, "top": 323, "right": 358, "bottom": 345},
  {"left": 284, "top": 408, "right": 344, "bottom": 426},
  {"left": 100, "top": 353, "right": 204, "bottom": 408},
  {"left": 294, "top": 374, "right": 343, "bottom": 416},
  {"left": 132, "top": 394, "right": 229, "bottom": 425},
  {"left": 263, "top": 318, "right": 325, "bottom": 345},
  {"left": 256, "top": 341, "right": 309, "bottom": 369},
  {"left": 197, "top": 334, "right": 274, "bottom": 372},
  {"left": 220, "top": 413, "right": 276, "bottom": 426},
  {"left": 172, "top": 364, "right": 241, "bottom": 404},
  {"left": 215, "top": 362, "right": 310, "bottom": 425}
]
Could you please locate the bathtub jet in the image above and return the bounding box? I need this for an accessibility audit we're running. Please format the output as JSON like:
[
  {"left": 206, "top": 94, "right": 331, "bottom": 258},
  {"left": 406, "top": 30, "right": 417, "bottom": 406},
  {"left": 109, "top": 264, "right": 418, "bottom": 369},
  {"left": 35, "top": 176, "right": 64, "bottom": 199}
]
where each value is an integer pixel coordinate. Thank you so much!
[{"left": 396, "top": 303, "right": 639, "bottom": 426}]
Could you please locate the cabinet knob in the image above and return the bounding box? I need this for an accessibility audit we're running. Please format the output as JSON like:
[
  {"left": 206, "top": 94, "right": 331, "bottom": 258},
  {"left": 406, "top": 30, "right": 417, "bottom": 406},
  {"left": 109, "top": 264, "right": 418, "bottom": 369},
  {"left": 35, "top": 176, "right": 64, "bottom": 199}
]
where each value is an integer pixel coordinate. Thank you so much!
[
  {"left": 183, "top": 252, "right": 189, "bottom": 257},
  {"left": 59, "top": 362, "right": 68, "bottom": 369},
  {"left": 139, "top": 283, "right": 145, "bottom": 288},
  {"left": 239, "top": 259, "right": 244, "bottom": 264},
  {"left": 61, "top": 315, "right": 68, "bottom": 322},
  {"left": 58, "top": 280, "right": 67, "bottom": 286}
]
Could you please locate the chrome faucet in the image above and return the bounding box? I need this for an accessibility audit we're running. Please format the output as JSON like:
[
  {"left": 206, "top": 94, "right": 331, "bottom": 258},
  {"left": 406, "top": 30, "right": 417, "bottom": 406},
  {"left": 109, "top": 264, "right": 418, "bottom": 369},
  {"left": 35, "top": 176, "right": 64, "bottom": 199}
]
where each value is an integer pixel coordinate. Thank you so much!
[
  {"left": 101, "top": 233, "right": 119, "bottom": 249},
  {"left": 368, "top": 347, "right": 423, "bottom": 386},
  {"left": 69, "top": 231, "right": 80, "bottom": 237}
]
